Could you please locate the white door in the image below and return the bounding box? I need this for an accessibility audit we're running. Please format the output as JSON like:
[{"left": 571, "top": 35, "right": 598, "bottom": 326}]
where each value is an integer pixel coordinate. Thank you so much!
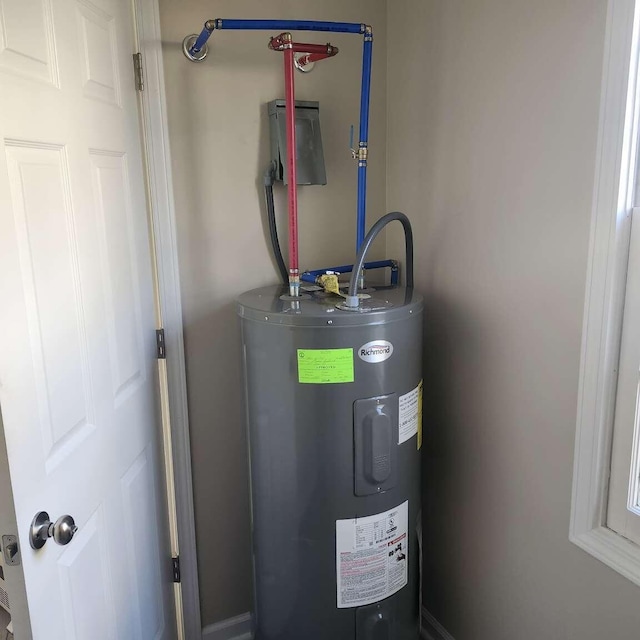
[{"left": 0, "top": 0, "right": 176, "bottom": 638}]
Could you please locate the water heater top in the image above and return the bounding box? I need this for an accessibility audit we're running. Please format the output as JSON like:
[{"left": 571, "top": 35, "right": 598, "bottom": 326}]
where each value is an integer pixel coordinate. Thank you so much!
[{"left": 237, "top": 285, "right": 423, "bottom": 327}]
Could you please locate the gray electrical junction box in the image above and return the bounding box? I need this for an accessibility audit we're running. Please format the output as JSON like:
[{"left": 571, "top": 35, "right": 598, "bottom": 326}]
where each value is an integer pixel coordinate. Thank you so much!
[{"left": 268, "top": 99, "right": 327, "bottom": 185}]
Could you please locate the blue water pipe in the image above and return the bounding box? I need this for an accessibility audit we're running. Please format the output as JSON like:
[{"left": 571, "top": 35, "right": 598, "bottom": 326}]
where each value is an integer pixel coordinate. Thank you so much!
[
  {"left": 185, "top": 18, "right": 372, "bottom": 256},
  {"left": 204, "top": 19, "right": 364, "bottom": 35},
  {"left": 357, "top": 35, "right": 373, "bottom": 249},
  {"left": 188, "top": 20, "right": 363, "bottom": 58},
  {"left": 301, "top": 260, "right": 398, "bottom": 286}
]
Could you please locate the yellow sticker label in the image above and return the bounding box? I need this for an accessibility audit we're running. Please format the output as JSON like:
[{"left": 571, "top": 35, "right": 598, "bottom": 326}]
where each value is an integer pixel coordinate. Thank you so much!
[
  {"left": 417, "top": 380, "right": 423, "bottom": 450},
  {"left": 297, "top": 348, "right": 354, "bottom": 384}
]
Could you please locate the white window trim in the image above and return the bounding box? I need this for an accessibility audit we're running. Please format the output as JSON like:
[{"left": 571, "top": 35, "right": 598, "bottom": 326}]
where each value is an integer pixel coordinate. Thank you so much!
[{"left": 570, "top": 0, "right": 640, "bottom": 583}]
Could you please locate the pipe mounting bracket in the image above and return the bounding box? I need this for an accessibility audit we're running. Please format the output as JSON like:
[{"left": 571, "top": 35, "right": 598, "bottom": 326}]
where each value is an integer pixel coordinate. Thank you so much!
[{"left": 182, "top": 34, "right": 209, "bottom": 62}]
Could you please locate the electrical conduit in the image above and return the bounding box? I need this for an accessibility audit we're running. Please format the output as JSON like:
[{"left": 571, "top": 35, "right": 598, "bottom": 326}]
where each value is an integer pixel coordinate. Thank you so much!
[
  {"left": 264, "top": 167, "right": 288, "bottom": 284},
  {"left": 346, "top": 212, "right": 414, "bottom": 309}
]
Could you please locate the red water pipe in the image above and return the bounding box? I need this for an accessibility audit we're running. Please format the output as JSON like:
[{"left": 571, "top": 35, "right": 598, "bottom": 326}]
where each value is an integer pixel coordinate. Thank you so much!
[
  {"left": 269, "top": 33, "right": 338, "bottom": 56},
  {"left": 283, "top": 38, "right": 299, "bottom": 296},
  {"left": 269, "top": 32, "right": 339, "bottom": 296},
  {"left": 294, "top": 51, "right": 337, "bottom": 66},
  {"left": 291, "top": 43, "right": 338, "bottom": 54}
]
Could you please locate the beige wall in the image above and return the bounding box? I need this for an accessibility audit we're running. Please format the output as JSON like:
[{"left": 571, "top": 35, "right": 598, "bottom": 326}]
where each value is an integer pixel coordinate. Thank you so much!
[
  {"left": 387, "top": 1, "right": 640, "bottom": 638},
  {"left": 158, "top": 0, "right": 387, "bottom": 626},
  {"left": 160, "top": 0, "right": 640, "bottom": 634}
]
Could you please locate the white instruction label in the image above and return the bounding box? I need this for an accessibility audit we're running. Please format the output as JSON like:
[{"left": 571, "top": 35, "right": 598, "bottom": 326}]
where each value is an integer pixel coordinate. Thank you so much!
[
  {"left": 336, "top": 501, "right": 409, "bottom": 608},
  {"left": 399, "top": 381, "right": 422, "bottom": 445}
]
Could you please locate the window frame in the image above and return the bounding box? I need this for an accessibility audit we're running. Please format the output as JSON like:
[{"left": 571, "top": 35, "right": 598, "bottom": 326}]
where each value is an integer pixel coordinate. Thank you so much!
[
  {"left": 571, "top": 0, "right": 640, "bottom": 583},
  {"left": 607, "top": 202, "right": 640, "bottom": 544}
]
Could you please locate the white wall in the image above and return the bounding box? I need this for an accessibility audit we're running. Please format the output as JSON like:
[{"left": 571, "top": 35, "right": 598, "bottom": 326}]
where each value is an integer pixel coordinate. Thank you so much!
[
  {"left": 158, "top": 0, "right": 388, "bottom": 626},
  {"left": 387, "top": 1, "right": 640, "bottom": 638}
]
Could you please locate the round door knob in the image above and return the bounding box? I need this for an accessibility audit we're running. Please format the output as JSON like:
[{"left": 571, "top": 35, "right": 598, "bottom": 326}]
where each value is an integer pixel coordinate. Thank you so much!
[
  {"left": 52, "top": 515, "right": 78, "bottom": 546},
  {"left": 29, "top": 512, "right": 78, "bottom": 549}
]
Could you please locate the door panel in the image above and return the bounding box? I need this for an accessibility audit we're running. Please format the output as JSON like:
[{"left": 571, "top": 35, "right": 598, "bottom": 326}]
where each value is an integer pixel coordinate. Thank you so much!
[
  {"left": 57, "top": 509, "right": 117, "bottom": 640},
  {"left": 0, "top": 0, "right": 176, "bottom": 637},
  {"left": 121, "top": 449, "right": 165, "bottom": 640},
  {"left": 76, "top": 0, "right": 121, "bottom": 107},
  {"left": 5, "top": 142, "right": 95, "bottom": 463},
  {"left": 90, "top": 150, "right": 146, "bottom": 403},
  {"left": 0, "top": 0, "right": 59, "bottom": 85}
]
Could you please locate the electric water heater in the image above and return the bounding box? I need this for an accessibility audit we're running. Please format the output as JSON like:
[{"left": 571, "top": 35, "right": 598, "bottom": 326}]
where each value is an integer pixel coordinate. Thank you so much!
[{"left": 238, "top": 285, "right": 422, "bottom": 639}]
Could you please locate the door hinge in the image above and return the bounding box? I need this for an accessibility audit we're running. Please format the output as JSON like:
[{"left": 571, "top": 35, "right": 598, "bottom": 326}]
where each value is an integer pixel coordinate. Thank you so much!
[
  {"left": 156, "top": 329, "right": 166, "bottom": 359},
  {"left": 133, "top": 52, "right": 144, "bottom": 91},
  {"left": 172, "top": 556, "right": 181, "bottom": 583}
]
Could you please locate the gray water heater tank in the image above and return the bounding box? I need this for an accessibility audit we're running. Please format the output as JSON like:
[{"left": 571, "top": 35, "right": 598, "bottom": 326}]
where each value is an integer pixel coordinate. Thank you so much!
[{"left": 237, "top": 285, "right": 423, "bottom": 640}]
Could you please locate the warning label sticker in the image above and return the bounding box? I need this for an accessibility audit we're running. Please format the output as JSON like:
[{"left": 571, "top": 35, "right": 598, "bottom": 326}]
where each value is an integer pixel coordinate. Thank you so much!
[
  {"left": 417, "top": 380, "right": 423, "bottom": 450},
  {"left": 297, "top": 348, "right": 354, "bottom": 384},
  {"left": 399, "top": 381, "right": 423, "bottom": 445},
  {"left": 336, "top": 501, "right": 409, "bottom": 608}
]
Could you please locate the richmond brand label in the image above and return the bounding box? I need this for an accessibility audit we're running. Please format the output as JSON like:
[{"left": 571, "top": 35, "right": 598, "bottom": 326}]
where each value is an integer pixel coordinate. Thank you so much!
[{"left": 358, "top": 340, "right": 394, "bottom": 363}]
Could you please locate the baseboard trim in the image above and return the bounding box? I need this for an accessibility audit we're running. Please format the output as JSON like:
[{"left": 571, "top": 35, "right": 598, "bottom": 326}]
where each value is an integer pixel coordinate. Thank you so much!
[
  {"left": 202, "top": 612, "right": 252, "bottom": 640},
  {"left": 421, "top": 606, "right": 455, "bottom": 640}
]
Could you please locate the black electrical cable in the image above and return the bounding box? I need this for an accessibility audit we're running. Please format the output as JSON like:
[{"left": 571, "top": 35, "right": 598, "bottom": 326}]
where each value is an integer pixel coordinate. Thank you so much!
[
  {"left": 348, "top": 211, "right": 414, "bottom": 300},
  {"left": 264, "top": 167, "right": 288, "bottom": 284}
]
